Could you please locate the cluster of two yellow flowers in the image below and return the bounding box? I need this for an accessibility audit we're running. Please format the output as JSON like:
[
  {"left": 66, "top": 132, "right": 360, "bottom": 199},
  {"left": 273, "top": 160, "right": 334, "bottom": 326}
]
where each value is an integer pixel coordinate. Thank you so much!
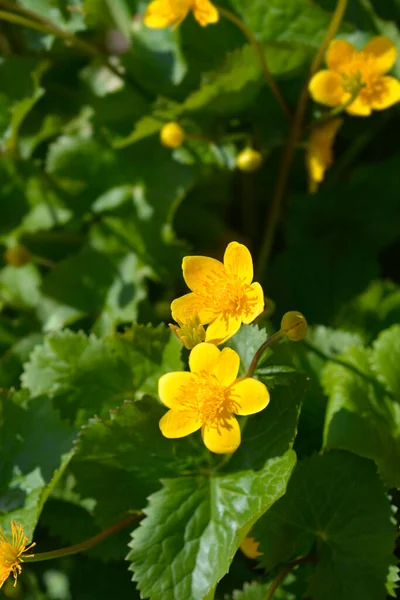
[{"left": 144, "top": 2, "right": 400, "bottom": 191}]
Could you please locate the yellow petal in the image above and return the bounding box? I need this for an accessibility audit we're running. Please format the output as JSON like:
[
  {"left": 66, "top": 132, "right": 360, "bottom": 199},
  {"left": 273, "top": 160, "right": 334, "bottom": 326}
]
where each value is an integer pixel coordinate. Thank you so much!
[
  {"left": 0, "top": 565, "right": 12, "bottom": 588},
  {"left": 189, "top": 342, "right": 221, "bottom": 374},
  {"left": 144, "top": 0, "right": 181, "bottom": 28},
  {"left": 205, "top": 312, "right": 241, "bottom": 345},
  {"left": 214, "top": 347, "right": 240, "bottom": 387},
  {"left": 159, "top": 409, "right": 202, "bottom": 438},
  {"left": 223, "top": 241, "right": 253, "bottom": 285},
  {"left": 346, "top": 95, "right": 372, "bottom": 116},
  {"left": 363, "top": 36, "right": 397, "bottom": 74},
  {"left": 307, "top": 118, "right": 343, "bottom": 193},
  {"left": 201, "top": 415, "right": 241, "bottom": 453},
  {"left": 171, "top": 292, "right": 217, "bottom": 324},
  {"left": 158, "top": 371, "right": 196, "bottom": 408},
  {"left": 230, "top": 377, "right": 270, "bottom": 415},
  {"left": 241, "top": 282, "right": 264, "bottom": 324},
  {"left": 326, "top": 39, "right": 355, "bottom": 71},
  {"left": 182, "top": 255, "right": 226, "bottom": 293},
  {"left": 193, "top": 0, "right": 219, "bottom": 26},
  {"left": 309, "top": 70, "right": 345, "bottom": 107},
  {"left": 371, "top": 76, "right": 400, "bottom": 110}
]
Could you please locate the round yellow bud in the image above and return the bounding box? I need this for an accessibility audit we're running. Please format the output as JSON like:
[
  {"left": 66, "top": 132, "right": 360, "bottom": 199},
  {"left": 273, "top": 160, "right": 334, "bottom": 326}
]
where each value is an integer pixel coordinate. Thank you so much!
[
  {"left": 281, "top": 311, "right": 308, "bottom": 342},
  {"left": 160, "top": 122, "right": 185, "bottom": 148},
  {"left": 4, "top": 244, "right": 31, "bottom": 267},
  {"left": 236, "top": 148, "right": 263, "bottom": 172}
]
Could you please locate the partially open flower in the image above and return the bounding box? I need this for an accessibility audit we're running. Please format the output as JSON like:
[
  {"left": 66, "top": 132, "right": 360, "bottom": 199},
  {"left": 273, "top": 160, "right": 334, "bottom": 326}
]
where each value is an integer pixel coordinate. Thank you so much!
[
  {"left": 309, "top": 36, "right": 400, "bottom": 116},
  {"left": 0, "top": 521, "right": 35, "bottom": 589},
  {"left": 144, "top": 0, "right": 219, "bottom": 29},
  {"left": 171, "top": 242, "right": 264, "bottom": 345},
  {"left": 306, "top": 118, "right": 343, "bottom": 193},
  {"left": 160, "top": 122, "right": 185, "bottom": 148},
  {"left": 169, "top": 314, "right": 206, "bottom": 349},
  {"left": 158, "top": 343, "right": 270, "bottom": 453}
]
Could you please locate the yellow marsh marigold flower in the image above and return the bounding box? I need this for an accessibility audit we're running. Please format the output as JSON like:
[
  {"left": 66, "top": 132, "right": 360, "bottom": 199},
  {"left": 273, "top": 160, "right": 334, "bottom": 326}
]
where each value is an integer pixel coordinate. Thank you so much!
[
  {"left": 144, "top": 0, "right": 219, "bottom": 29},
  {"left": 159, "top": 343, "right": 270, "bottom": 453},
  {"left": 160, "top": 122, "right": 185, "bottom": 148},
  {"left": 169, "top": 314, "right": 206, "bottom": 349},
  {"left": 240, "top": 536, "right": 262, "bottom": 559},
  {"left": 309, "top": 36, "right": 400, "bottom": 116},
  {"left": 0, "top": 521, "right": 35, "bottom": 588},
  {"left": 306, "top": 118, "right": 343, "bottom": 193},
  {"left": 171, "top": 242, "right": 264, "bottom": 345}
]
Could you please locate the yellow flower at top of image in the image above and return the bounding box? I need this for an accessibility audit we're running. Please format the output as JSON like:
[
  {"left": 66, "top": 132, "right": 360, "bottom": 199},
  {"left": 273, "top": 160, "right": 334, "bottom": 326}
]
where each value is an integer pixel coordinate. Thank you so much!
[
  {"left": 144, "top": 0, "right": 219, "bottom": 29},
  {"left": 0, "top": 521, "right": 35, "bottom": 588},
  {"left": 171, "top": 242, "right": 264, "bottom": 345},
  {"left": 306, "top": 118, "right": 343, "bottom": 193},
  {"left": 158, "top": 342, "right": 270, "bottom": 453},
  {"left": 309, "top": 36, "right": 400, "bottom": 116}
]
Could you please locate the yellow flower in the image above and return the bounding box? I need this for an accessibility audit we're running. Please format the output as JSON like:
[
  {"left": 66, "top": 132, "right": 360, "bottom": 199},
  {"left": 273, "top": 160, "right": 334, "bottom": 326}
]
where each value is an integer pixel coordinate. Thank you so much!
[
  {"left": 309, "top": 36, "right": 400, "bottom": 116},
  {"left": 144, "top": 0, "right": 219, "bottom": 29},
  {"left": 240, "top": 535, "right": 262, "bottom": 559},
  {"left": 160, "top": 122, "right": 185, "bottom": 148},
  {"left": 171, "top": 242, "right": 264, "bottom": 345},
  {"left": 169, "top": 314, "right": 206, "bottom": 349},
  {"left": 0, "top": 521, "right": 35, "bottom": 588},
  {"left": 158, "top": 342, "right": 270, "bottom": 453},
  {"left": 306, "top": 118, "right": 343, "bottom": 193}
]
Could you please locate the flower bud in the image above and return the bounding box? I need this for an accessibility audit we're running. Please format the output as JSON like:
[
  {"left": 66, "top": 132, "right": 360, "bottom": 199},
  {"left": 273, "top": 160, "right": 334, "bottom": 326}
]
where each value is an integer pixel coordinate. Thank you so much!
[
  {"left": 236, "top": 148, "right": 263, "bottom": 172},
  {"left": 169, "top": 315, "right": 206, "bottom": 349},
  {"left": 280, "top": 311, "right": 308, "bottom": 342},
  {"left": 160, "top": 122, "right": 185, "bottom": 148},
  {"left": 4, "top": 245, "right": 31, "bottom": 267}
]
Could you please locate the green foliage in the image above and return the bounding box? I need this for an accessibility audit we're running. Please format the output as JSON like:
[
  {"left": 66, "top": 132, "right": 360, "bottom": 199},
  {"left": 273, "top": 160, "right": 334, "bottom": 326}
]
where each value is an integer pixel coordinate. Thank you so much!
[
  {"left": 254, "top": 451, "right": 396, "bottom": 600},
  {"left": 128, "top": 372, "right": 307, "bottom": 600},
  {"left": 323, "top": 326, "right": 400, "bottom": 488},
  {"left": 0, "top": 0, "right": 399, "bottom": 598}
]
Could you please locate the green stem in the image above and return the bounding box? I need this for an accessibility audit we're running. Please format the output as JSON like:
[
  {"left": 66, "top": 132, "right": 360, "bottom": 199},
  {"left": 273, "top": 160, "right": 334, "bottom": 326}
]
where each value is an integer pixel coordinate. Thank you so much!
[
  {"left": 256, "top": 0, "right": 348, "bottom": 280},
  {"left": 217, "top": 6, "right": 291, "bottom": 120},
  {"left": 247, "top": 330, "right": 283, "bottom": 377},
  {"left": 24, "top": 514, "right": 142, "bottom": 563},
  {"left": 263, "top": 555, "right": 317, "bottom": 600}
]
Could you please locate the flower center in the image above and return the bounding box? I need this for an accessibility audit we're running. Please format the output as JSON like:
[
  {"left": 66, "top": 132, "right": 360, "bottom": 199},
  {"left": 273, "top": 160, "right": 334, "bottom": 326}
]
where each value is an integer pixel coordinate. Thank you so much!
[
  {"left": 178, "top": 372, "right": 239, "bottom": 427},
  {"left": 340, "top": 52, "right": 386, "bottom": 105},
  {"left": 197, "top": 269, "right": 256, "bottom": 318}
]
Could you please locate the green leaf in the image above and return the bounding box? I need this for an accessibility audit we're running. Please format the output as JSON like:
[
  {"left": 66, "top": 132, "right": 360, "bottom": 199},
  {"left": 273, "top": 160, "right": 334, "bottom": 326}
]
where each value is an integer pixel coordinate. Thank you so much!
[
  {"left": 0, "top": 390, "right": 77, "bottom": 539},
  {"left": 291, "top": 326, "right": 363, "bottom": 457},
  {"left": 229, "top": 571, "right": 308, "bottom": 600},
  {"left": 371, "top": 325, "right": 400, "bottom": 397},
  {"left": 0, "top": 58, "right": 48, "bottom": 151},
  {"left": 228, "top": 0, "right": 332, "bottom": 44},
  {"left": 323, "top": 341, "right": 400, "bottom": 488},
  {"left": 72, "top": 397, "right": 200, "bottom": 524},
  {"left": 253, "top": 451, "right": 396, "bottom": 600},
  {"left": 21, "top": 329, "right": 133, "bottom": 424},
  {"left": 128, "top": 373, "right": 307, "bottom": 600},
  {"left": 337, "top": 280, "right": 400, "bottom": 343},
  {"left": 21, "top": 325, "right": 182, "bottom": 424},
  {"left": 226, "top": 324, "right": 267, "bottom": 375}
]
